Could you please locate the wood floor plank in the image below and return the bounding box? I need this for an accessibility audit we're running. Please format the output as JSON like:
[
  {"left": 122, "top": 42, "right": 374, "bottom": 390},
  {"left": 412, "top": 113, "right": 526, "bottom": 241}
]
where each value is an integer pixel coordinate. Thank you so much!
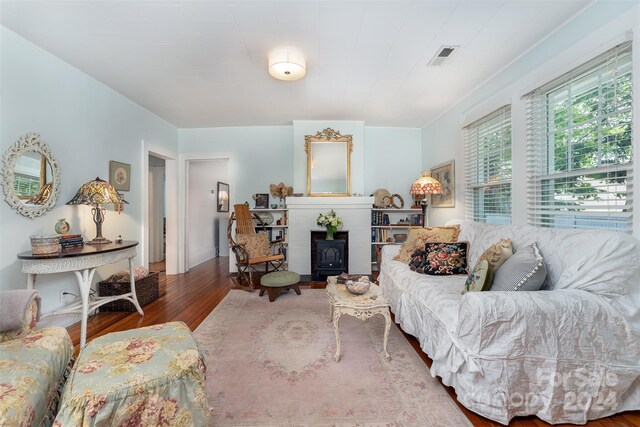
[{"left": 66, "top": 258, "right": 640, "bottom": 427}]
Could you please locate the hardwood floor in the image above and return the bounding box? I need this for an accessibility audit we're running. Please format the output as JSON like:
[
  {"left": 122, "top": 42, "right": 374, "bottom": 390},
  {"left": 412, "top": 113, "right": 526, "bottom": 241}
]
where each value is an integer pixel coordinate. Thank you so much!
[{"left": 67, "top": 258, "right": 639, "bottom": 427}]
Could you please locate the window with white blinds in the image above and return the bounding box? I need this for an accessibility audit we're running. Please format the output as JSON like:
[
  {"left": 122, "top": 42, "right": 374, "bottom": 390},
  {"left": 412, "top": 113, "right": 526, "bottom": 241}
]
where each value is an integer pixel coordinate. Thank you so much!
[
  {"left": 464, "top": 106, "right": 512, "bottom": 224},
  {"left": 526, "top": 42, "right": 633, "bottom": 232}
]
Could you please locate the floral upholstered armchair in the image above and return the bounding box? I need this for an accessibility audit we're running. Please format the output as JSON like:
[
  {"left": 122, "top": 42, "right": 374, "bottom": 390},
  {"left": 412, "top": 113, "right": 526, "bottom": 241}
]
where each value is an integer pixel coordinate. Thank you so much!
[{"left": 0, "top": 290, "right": 74, "bottom": 426}]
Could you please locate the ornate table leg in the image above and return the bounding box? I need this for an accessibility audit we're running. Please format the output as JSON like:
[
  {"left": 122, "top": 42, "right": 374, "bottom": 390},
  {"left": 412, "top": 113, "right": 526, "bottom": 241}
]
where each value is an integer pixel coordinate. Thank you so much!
[
  {"left": 381, "top": 309, "right": 392, "bottom": 361},
  {"left": 128, "top": 257, "right": 144, "bottom": 315},
  {"left": 73, "top": 268, "right": 96, "bottom": 347},
  {"left": 333, "top": 308, "right": 342, "bottom": 362}
]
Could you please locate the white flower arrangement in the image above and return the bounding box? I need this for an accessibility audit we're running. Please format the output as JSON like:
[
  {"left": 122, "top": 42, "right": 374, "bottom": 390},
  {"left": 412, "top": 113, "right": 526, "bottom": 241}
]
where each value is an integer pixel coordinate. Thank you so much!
[{"left": 316, "top": 210, "right": 343, "bottom": 239}]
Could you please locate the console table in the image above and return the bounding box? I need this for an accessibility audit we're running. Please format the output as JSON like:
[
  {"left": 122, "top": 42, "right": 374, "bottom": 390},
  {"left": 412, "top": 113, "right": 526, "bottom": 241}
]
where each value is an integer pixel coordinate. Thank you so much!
[{"left": 17, "top": 241, "right": 144, "bottom": 347}]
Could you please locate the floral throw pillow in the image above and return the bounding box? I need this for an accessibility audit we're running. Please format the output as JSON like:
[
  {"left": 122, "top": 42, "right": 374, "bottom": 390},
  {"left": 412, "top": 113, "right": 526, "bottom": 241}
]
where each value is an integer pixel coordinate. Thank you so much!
[
  {"left": 237, "top": 232, "right": 270, "bottom": 258},
  {"left": 394, "top": 225, "right": 461, "bottom": 263},
  {"left": 409, "top": 242, "right": 469, "bottom": 275},
  {"left": 463, "top": 259, "right": 493, "bottom": 293}
]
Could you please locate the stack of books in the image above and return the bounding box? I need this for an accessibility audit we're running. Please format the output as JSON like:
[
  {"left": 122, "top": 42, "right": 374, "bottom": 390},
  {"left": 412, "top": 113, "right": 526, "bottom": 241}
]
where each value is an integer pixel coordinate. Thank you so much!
[{"left": 60, "top": 234, "right": 84, "bottom": 249}]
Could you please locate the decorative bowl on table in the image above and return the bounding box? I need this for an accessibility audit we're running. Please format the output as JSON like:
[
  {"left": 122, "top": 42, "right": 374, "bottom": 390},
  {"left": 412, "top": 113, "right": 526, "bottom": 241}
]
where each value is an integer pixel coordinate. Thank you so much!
[{"left": 345, "top": 276, "right": 371, "bottom": 295}]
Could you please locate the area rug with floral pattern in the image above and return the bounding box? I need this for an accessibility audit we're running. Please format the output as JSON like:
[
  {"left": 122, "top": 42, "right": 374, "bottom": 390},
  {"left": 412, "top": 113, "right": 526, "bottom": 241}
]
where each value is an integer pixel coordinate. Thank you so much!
[{"left": 194, "top": 289, "right": 471, "bottom": 426}]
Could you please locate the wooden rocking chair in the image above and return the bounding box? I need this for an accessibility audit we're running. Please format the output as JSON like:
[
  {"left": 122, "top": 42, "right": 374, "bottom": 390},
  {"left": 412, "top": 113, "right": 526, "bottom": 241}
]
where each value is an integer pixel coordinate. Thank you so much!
[{"left": 227, "top": 204, "right": 285, "bottom": 290}]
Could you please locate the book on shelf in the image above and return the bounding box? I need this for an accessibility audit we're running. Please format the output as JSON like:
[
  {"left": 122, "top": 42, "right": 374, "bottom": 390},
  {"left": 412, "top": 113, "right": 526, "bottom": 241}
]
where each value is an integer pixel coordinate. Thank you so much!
[{"left": 370, "top": 211, "right": 390, "bottom": 225}]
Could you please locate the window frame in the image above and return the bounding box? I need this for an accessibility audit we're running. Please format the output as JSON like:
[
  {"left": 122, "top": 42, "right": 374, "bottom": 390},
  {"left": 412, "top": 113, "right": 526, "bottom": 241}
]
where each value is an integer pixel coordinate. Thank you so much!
[
  {"left": 464, "top": 105, "right": 513, "bottom": 224},
  {"left": 526, "top": 42, "right": 633, "bottom": 232}
]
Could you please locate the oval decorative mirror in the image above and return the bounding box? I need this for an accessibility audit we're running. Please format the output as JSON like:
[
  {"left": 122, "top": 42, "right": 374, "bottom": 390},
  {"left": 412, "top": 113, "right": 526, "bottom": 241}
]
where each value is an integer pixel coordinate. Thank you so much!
[
  {"left": 305, "top": 128, "right": 353, "bottom": 196},
  {"left": 1, "top": 132, "right": 60, "bottom": 218}
]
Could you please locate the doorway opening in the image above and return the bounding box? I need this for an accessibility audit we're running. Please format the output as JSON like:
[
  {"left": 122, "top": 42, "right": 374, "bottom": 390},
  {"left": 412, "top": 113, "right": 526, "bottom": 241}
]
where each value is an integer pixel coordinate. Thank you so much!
[
  {"left": 149, "top": 154, "right": 166, "bottom": 272},
  {"left": 186, "top": 158, "right": 230, "bottom": 270}
]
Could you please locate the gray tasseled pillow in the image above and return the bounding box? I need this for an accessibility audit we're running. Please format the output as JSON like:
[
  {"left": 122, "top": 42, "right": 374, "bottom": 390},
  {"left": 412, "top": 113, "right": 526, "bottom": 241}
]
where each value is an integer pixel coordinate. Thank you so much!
[{"left": 490, "top": 242, "right": 546, "bottom": 291}]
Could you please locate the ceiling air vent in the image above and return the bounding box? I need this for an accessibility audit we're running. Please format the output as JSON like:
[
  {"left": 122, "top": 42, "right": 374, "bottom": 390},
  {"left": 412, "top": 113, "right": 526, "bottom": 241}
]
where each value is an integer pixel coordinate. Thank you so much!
[{"left": 427, "top": 46, "right": 459, "bottom": 67}]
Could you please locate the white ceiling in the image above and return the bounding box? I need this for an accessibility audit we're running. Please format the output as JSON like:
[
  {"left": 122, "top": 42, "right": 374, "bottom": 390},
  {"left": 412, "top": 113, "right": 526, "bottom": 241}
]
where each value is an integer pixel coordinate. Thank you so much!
[{"left": 0, "top": 0, "right": 590, "bottom": 128}]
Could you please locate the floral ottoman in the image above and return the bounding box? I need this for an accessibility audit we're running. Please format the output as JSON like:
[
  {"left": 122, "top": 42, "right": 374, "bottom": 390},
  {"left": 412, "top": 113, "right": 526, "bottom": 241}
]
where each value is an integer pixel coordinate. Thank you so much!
[{"left": 54, "top": 322, "right": 213, "bottom": 426}]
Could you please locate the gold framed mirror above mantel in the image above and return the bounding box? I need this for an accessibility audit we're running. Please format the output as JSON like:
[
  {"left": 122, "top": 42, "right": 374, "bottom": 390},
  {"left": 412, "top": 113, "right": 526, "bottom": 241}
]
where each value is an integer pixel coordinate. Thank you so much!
[{"left": 305, "top": 128, "right": 353, "bottom": 197}]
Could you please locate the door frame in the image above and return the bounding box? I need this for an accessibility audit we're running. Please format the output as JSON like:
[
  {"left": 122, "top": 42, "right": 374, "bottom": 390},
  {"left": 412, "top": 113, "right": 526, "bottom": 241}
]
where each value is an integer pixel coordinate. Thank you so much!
[
  {"left": 179, "top": 152, "right": 234, "bottom": 273},
  {"left": 142, "top": 142, "right": 178, "bottom": 274}
]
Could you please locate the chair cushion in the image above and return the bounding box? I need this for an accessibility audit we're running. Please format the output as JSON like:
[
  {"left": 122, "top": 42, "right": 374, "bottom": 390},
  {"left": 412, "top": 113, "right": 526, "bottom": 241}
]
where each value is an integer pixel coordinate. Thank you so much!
[
  {"left": 394, "top": 225, "right": 460, "bottom": 263},
  {"left": 54, "top": 321, "right": 212, "bottom": 426},
  {"left": 237, "top": 232, "right": 270, "bottom": 258},
  {"left": 0, "top": 327, "right": 73, "bottom": 426},
  {"left": 261, "top": 271, "right": 301, "bottom": 287}
]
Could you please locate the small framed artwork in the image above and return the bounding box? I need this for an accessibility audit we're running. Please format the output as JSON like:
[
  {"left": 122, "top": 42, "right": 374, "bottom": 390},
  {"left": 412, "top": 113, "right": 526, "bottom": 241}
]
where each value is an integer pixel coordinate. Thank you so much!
[
  {"left": 430, "top": 160, "right": 455, "bottom": 207},
  {"left": 109, "top": 160, "right": 131, "bottom": 191},
  {"left": 217, "top": 181, "right": 229, "bottom": 212},
  {"left": 253, "top": 193, "right": 269, "bottom": 209}
]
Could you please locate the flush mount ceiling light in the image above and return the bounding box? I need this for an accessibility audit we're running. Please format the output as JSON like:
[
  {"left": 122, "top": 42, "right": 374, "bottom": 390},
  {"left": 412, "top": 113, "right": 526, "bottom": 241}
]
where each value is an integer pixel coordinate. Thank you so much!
[{"left": 268, "top": 47, "right": 306, "bottom": 81}]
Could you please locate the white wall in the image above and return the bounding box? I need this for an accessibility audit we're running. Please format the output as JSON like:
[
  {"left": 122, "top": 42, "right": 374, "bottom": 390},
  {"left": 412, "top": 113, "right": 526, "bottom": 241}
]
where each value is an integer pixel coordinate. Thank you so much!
[
  {"left": 0, "top": 28, "right": 178, "bottom": 320},
  {"left": 421, "top": 1, "right": 640, "bottom": 238},
  {"left": 187, "top": 159, "right": 229, "bottom": 268}
]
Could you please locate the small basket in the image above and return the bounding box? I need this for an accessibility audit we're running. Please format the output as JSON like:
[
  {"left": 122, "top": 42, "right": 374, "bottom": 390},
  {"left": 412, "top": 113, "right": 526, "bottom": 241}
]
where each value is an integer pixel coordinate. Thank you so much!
[
  {"left": 30, "top": 235, "right": 61, "bottom": 255},
  {"left": 98, "top": 272, "right": 160, "bottom": 312}
]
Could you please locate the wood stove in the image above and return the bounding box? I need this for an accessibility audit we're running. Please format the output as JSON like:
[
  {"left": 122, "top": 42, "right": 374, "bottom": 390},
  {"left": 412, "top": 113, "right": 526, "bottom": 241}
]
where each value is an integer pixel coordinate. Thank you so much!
[{"left": 310, "top": 231, "right": 349, "bottom": 281}]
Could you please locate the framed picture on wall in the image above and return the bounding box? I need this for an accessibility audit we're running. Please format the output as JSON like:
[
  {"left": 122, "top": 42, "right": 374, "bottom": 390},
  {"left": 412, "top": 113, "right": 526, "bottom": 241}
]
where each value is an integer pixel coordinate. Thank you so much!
[
  {"left": 253, "top": 193, "right": 269, "bottom": 209},
  {"left": 217, "top": 182, "right": 229, "bottom": 212},
  {"left": 429, "top": 160, "right": 455, "bottom": 207},
  {"left": 109, "top": 160, "right": 131, "bottom": 191}
]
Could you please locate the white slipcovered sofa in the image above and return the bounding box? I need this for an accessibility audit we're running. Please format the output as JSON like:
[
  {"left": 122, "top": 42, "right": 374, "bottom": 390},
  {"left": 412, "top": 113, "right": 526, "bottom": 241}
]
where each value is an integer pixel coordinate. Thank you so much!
[{"left": 378, "top": 220, "right": 640, "bottom": 425}]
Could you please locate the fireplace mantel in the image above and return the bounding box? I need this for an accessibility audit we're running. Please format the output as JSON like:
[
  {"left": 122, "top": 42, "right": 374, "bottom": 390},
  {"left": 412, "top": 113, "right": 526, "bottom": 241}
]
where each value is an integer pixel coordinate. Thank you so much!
[{"left": 286, "top": 196, "right": 374, "bottom": 275}]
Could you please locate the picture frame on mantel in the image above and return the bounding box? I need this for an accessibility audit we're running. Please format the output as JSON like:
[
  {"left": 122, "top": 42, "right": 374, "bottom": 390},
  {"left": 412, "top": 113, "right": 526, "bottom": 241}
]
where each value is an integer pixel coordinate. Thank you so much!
[
  {"left": 109, "top": 160, "right": 131, "bottom": 191},
  {"left": 430, "top": 160, "right": 455, "bottom": 208}
]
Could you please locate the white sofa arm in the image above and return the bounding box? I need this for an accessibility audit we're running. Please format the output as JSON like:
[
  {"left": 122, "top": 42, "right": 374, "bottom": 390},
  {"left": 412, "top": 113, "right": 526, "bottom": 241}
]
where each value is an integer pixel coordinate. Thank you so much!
[
  {"left": 456, "top": 289, "right": 639, "bottom": 367},
  {"left": 380, "top": 244, "right": 401, "bottom": 267}
]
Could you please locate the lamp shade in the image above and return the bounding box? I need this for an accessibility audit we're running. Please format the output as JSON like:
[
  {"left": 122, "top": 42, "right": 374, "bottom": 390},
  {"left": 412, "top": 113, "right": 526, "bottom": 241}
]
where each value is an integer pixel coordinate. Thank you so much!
[
  {"left": 410, "top": 173, "right": 443, "bottom": 196},
  {"left": 66, "top": 177, "right": 127, "bottom": 206},
  {"left": 268, "top": 48, "right": 306, "bottom": 81}
]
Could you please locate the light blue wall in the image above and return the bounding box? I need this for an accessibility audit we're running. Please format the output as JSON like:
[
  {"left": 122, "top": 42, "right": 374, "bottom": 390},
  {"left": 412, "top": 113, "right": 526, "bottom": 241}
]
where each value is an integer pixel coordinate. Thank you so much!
[
  {"left": 0, "top": 28, "right": 178, "bottom": 316},
  {"left": 422, "top": 0, "right": 640, "bottom": 234},
  {"left": 364, "top": 127, "right": 422, "bottom": 206},
  {"left": 178, "top": 126, "right": 294, "bottom": 206},
  {"left": 179, "top": 124, "right": 422, "bottom": 207}
]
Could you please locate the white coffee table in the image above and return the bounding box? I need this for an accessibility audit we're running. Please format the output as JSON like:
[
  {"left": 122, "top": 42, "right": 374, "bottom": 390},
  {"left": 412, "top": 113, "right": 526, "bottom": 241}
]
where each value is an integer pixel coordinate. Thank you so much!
[{"left": 326, "top": 276, "right": 392, "bottom": 362}]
